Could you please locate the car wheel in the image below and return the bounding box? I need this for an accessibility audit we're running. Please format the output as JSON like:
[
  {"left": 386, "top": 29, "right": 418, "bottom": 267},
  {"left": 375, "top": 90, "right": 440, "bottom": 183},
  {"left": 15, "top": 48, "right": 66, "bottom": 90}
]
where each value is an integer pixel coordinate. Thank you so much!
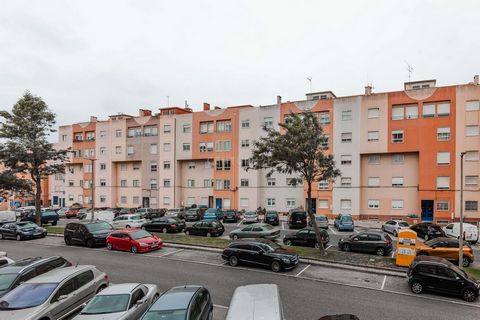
[
  {"left": 65, "top": 237, "right": 71, "bottom": 245},
  {"left": 232, "top": 234, "right": 239, "bottom": 240},
  {"left": 411, "top": 281, "right": 423, "bottom": 294},
  {"left": 126, "top": 225, "right": 131, "bottom": 229},
  {"left": 342, "top": 243, "right": 351, "bottom": 252},
  {"left": 463, "top": 289, "right": 477, "bottom": 302},
  {"left": 185, "top": 230, "right": 190, "bottom": 235},
  {"left": 106, "top": 242, "right": 113, "bottom": 250},
  {"left": 153, "top": 293, "right": 160, "bottom": 301},
  {"left": 52, "top": 221, "right": 57, "bottom": 226},
  {"left": 229, "top": 255, "right": 239, "bottom": 267},
  {"left": 285, "top": 240, "right": 292, "bottom": 246},
  {"left": 16, "top": 234, "right": 21, "bottom": 241},
  {"left": 462, "top": 257, "right": 471, "bottom": 267},
  {"left": 96, "top": 285, "right": 107, "bottom": 294},
  {"left": 130, "top": 245, "right": 138, "bottom": 253},
  {"left": 271, "top": 261, "right": 281, "bottom": 273},
  {"left": 376, "top": 247, "right": 385, "bottom": 256},
  {"left": 162, "top": 228, "right": 167, "bottom": 234},
  {"left": 87, "top": 239, "right": 95, "bottom": 248},
  {"left": 393, "top": 230, "right": 398, "bottom": 237},
  {"left": 206, "top": 232, "right": 212, "bottom": 237},
  {"left": 424, "top": 234, "right": 429, "bottom": 241}
]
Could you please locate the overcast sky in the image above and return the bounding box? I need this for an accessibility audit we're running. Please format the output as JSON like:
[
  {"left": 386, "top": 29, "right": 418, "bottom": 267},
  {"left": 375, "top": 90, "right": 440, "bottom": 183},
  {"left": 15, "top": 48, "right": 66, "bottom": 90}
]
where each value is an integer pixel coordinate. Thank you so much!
[{"left": 1, "top": 0, "right": 479, "bottom": 129}]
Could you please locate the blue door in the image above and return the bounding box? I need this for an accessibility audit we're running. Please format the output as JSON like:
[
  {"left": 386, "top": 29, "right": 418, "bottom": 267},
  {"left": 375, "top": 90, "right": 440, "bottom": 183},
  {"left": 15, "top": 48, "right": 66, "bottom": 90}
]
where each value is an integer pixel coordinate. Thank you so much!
[
  {"left": 306, "top": 198, "right": 316, "bottom": 214},
  {"left": 215, "top": 198, "right": 222, "bottom": 209},
  {"left": 421, "top": 200, "right": 434, "bottom": 222}
]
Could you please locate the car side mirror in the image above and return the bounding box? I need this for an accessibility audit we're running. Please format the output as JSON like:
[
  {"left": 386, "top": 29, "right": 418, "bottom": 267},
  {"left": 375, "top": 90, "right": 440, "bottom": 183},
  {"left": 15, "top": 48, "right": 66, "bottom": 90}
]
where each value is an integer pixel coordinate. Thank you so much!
[
  {"left": 57, "top": 295, "right": 68, "bottom": 301},
  {"left": 354, "top": 238, "right": 359, "bottom": 241},
  {"left": 136, "top": 299, "right": 145, "bottom": 306}
]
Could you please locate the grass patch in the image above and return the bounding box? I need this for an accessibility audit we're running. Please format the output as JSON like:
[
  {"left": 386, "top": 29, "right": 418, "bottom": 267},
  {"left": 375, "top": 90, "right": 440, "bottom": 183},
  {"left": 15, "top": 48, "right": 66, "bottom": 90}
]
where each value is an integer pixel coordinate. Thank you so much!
[
  {"left": 45, "top": 226, "right": 65, "bottom": 234},
  {"left": 465, "top": 267, "right": 480, "bottom": 280},
  {"left": 155, "top": 233, "right": 231, "bottom": 248}
]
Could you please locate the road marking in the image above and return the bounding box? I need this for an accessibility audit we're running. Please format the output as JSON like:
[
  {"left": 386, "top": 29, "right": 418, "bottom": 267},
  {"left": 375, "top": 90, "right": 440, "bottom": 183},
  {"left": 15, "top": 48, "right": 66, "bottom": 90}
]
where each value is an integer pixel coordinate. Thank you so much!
[
  {"left": 237, "top": 220, "right": 243, "bottom": 227},
  {"left": 391, "top": 250, "right": 395, "bottom": 258},
  {"left": 295, "top": 264, "right": 311, "bottom": 277},
  {"left": 159, "top": 249, "right": 184, "bottom": 257},
  {"left": 282, "top": 222, "right": 285, "bottom": 230},
  {"left": 214, "top": 304, "right": 229, "bottom": 309},
  {"left": 381, "top": 275, "right": 387, "bottom": 290},
  {"left": 325, "top": 245, "right": 332, "bottom": 251},
  {"left": 328, "top": 226, "right": 337, "bottom": 235}
]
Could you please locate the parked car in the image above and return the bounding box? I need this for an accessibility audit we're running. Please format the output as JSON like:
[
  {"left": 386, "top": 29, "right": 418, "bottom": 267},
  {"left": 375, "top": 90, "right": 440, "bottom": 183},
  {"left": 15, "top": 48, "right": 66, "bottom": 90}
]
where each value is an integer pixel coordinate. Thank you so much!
[
  {"left": 0, "top": 265, "right": 109, "bottom": 320},
  {"left": 229, "top": 223, "right": 280, "bottom": 240},
  {"left": 112, "top": 214, "right": 146, "bottom": 229},
  {"left": 64, "top": 220, "right": 113, "bottom": 247},
  {"left": 222, "top": 239, "right": 299, "bottom": 272},
  {"left": 0, "top": 222, "right": 47, "bottom": 241},
  {"left": 443, "top": 222, "right": 479, "bottom": 244},
  {"left": 141, "top": 285, "right": 213, "bottom": 320},
  {"left": 107, "top": 229, "right": 163, "bottom": 254},
  {"left": 382, "top": 220, "right": 410, "bottom": 237},
  {"left": 308, "top": 215, "right": 329, "bottom": 229},
  {"left": 0, "top": 211, "right": 17, "bottom": 226},
  {"left": 136, "top": 208, "right": 165, "bottom": 220},
  {"left": 334, "top": 213, "right": 354, "bottom": 231},
  {"left": 165, "top": 208, "right": 186, "bottom": 220},
  {"left": 184, "top": 220, "right": 225, "bottom": 237},
  {"left": 283, "top": 227, "right": 329, "bottom": 248},
  {"left": 264, "top": 211, "right": 280, "bottom": 226},
  {"left": 408, "top": 256, "right": 479, "bottom": 302},
  {"left": 339, "top": 231, "right": 393, "bottom": 256},
  {"left": 287, "top": 210, "right": 307, "bottom": 229},
  {"left": 21, "top": 210, "right": 59, "bottom": 226},
  {"left": 0, "top": 256, "right": 71, "bottom": 298},
  {"left": 410, "top": 222, "right": 446, "bottom": 241},
  {"left": 226, "top": 284, "right": 284, "bottom": 320},
  {"left": 77, "top": 208, "right": 93, "bottom": 220},
  {"left": 223, "top": 209, "right": 240, "bottom": 223},
  {"left": 203, "top": 208, "right": 223, "bottom": 220},
  {"left": 75, "top": 283, "right": 159, "bottom": 320},
  {"left": 57, "top": 208, "right": 68, "bottom": 219},
  {"left": 65, "top": 208, "right": 80, "bottom": 219},
  {"left": 81, "top": 210, "right": 115, "bottom": 223},
  {"left": 142, "top": 217, "right": 185, "bottom": 233},
  {"left": 242, "top": 211, "right": 259, "bottom": 224},
  {"left": 416, "top": 237, "right": 474, "bottom": 267},
  {"left": 184, "top": 208, "right": 202, "bottom": 222},
  {"left": 0, "top": 256, "right": 14, "bottom": 267}
]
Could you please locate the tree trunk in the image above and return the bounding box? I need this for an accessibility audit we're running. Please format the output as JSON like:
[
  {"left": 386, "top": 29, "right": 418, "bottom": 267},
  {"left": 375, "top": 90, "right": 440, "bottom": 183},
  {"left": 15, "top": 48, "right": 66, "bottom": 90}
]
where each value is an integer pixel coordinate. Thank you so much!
[
  {"left": 35, "top": 174, "right": 42, "bottom": 226},
  {"left": 307, "top": 181, "right": 326, "bottom": 255}
]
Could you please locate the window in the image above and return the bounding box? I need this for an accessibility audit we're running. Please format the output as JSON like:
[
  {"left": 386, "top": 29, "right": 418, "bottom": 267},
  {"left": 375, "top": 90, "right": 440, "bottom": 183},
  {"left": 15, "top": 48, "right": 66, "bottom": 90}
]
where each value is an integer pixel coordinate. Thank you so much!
[
  {"left": 115, "top": 129, "right": 122, "bottom": 137},
  {"left": 392, "top": 200, "right": 404, "bottom": 209},
  {"left": 286, "top": 199, "right": 296, "bottom": 208},
  {"left": 144, "top": 126, "right": 158, "bottom": 136},
  {"left": 240, "top": 198, "right": 249, "bottom": 207},
  {"left": 367, "top": 108, "right": 379, "bottom": 119},
  {"left": 267, "top": 178, "right": 276, "bottom": 186},
  {"left": 163, "top": 143, "right": 171, "bottom": 152},
  {"left": 389, "top": 176, "right": 404, "bottom": 187},
  {"left": 100, "top": 179, "right": 106, "bottom": 187},
  {"left": 187, "top": 179, "right": 195, "bottom": 187},
  {"left": 241, "top": 159, "right": 249, "bottom": 167},
  {"left": 133, "top": 196, "right": 139, "bottom": 205},
  {"left": 241, "top": 139, "right": 250, "bottom": 147},
  {"left": 264, "top": 117, "right": 273, "bottom": 128},
  {"left": 150, "top": 179, "right": 157, "bottom": 189},
  {"left": 115, "top": 146, "right": 121, "bottom": 154},
  {"left": 150, "top": 197, "right": 157, "bottom": 205},
  {"left": 223, "top": 180, "right": 230, "bottom": 189},
  {"left": 84, "top": 180, "right": 90, "bottom": 189},
  {"left": 466, "top": 125, "right": 480, "bottom": 136},
  {"left": 319, "top": 112, "right": 330, "bottom": 124},
  {"left": 437, "top": 103, "right": 450, "bottom": 116},
  {"left": 390, "top": 154, "right": 404, "bottom": 164},
  {"left": 62, "top": 134, "right": 68, "bottom": 141},
  {"left": 127, "top": 146, "right": 134, "bottom": 155},
  {"left": 149, "top": 144, "right": 157, "bottom": 154},
  {"left": 437, "top": 152, "right": 450, "bottom": 165},
  {"left": 466, "top": 100, "right": 480, "bottom": 111},
  {"left": 465, "top": 176, "right": 479, "bottom": 187},
  {"left": 100, "top": 163, "right": 106, "bottom": 170},
  {"left": 200, "top": 121, "right": 214, "bottom": 133},
  {"left": 318, "top": 179, "right": 328, "bottom": 190},
  {"left": 437, "top": 127, "right": 450, "bottom": 141},
  {"left": 241, "top": 119, "right": 250, "bottom": 128},
  {"left": 422, "top": 103, "right": 435, "bottom": 118},
  {"left": 340, "top": 199, "right": 351, "bottom": 209},
  {"left": 216, "top": 179, "right": 223, "bottom": 190},
  {"left": 74, "top": 133, "right": 83, "bottom": 141},
  {"left": 465, "top": 151, "right": 479, "bottom": 161},
  {"left": 216, "top": 160, "right": 223, "bottom": 170},
  {"left": 392, "top": 106, "right": 404, "bottom": 120},
  {"left": 367, "top": 131, "right": 379, "bottom": 142},
  {"left": 68, "top": 180, "right": 74, "bottom": 187},
  {"left": 199, "top": 143, "right": 206, "bottom": 153},
  {"left": 121, "top": 196, "right": 127, "bottom": 204},
  {"left": 341, "top": 155, "right": 352, "bottom": 165},
  {"left": 224, "top": 160, "right": 231, "bottom": 170},
  {"left": 436, "top": 201, "right": 449, "bottom": 211},
  {"left": 405, "top": 105, "right": 418, "bottom": 119},
  {"left": 99, "top": 147, "right": 106, "bottom": 156},
  {"left": 216, "top": 120, "right": 232, "bottom": 132},
  {"left": 187, "top": 161, "right": 195, "bottom": 169},
  {"left": 391, "top": 130, "right": 404, "bottom": 143},
  {"left": 204, "top": 160, "right": 212, "bottom": 169},
  {"left": 368, "top": 177, "right": 380, "bottom": 187},
  {"left": 68, "top": 194, "right": 74, "bottom": 201},
  {"left": 436, "top": 176, "right": 450, "bottom": 190},
  {"left": 207, "top": 142, "right": 214, "bottom": 152},
  {"left": 240, "top": 179, "right": 249, "bottom": 187},
  {"left": 267, "top": 198, "right": 276, "bottom": 206},
  {"left": 164, "top": 124, "right": 171, "bottom": 133},
  {"left": 133, "top": 180, "right": 140, "bottom": 187},
  {"left": 341, "top": 177, "right": 352, "bottom": 187},
  {"left": 465, "top": 201, "right": 478, "bottom": 211},
  {"left": 120, "top": 163, "right": 127, "bottom": 171},
  {"left": 100, "top": 195, "right": 106, "bottom": 203},
  {"left": 341, "top": 110, "right": 352, "bottom": 121},
  {"left": 321, "top": 134, "right": 329, "bottom": 149},
  {"left": 318, "top": 199, "right": 328, "bottom": 208},
  {"left": 183, "top": 143, "right": 191, "bottom": 151},
  {"left": 368, "top": 155, "right": 380, "bottom": 164},
  {"left": 341, "top": 132, "right": 352, "bottom": 143},
  {"left": 163, "top": 161, "right": 171, "bottom": 170},
  {"left": 183, "top": 124, "right": 191, "bottom": 133},
  {"left": 204, "top": 179, "right": 213, "bottom": 187},
  {"left": 215, "top": 141, "right": 223, "bottom": 152},
  {"left": 223, "top": 140, "right": 231, "bottom": 151},
  {"left": 120, "top": 180, "right": 127, "bottom": 187},
  {"left": 368, "top": 200, "right": 379, "bottom": 209},
  {"left": 128, "top": 127, "right": 142, "bottom": 137}
]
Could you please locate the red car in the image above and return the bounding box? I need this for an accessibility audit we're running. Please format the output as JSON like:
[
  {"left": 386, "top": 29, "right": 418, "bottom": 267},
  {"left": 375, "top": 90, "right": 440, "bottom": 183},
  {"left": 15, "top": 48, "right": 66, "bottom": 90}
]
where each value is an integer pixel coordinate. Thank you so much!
[
  {"left": 106, "top": 229, "right": 163, "bottom": 253},
  {"left": 65, "top": 209, "right": 79, "bottom": 218}
]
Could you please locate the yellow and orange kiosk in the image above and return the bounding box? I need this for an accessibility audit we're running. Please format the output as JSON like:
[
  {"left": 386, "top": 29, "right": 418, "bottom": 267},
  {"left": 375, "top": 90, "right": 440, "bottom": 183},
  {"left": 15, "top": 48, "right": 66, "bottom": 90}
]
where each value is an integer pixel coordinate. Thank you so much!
[{"left": 395, "top": 229, "right": 418, "bottom": 267}]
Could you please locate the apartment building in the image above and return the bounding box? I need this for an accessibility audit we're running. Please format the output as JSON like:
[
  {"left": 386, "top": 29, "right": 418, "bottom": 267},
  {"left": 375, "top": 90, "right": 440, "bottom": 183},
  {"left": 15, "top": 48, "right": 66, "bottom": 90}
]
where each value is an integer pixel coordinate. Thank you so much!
[{"left": 48, "top": 76, "right": 480, "bottom": 223}]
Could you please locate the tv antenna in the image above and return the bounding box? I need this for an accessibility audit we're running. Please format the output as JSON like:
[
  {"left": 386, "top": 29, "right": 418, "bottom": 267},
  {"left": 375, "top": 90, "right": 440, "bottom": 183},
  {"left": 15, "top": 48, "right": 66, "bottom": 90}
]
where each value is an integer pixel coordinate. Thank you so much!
[
  {"left": 306, "top": 77, "right": 312, "bottom": 93},
  {"left": 166, "top": 95, "right": 170, "bottom": 106},
  {"left": 405, "top": 61, "right": 413, "bottom": 81}
]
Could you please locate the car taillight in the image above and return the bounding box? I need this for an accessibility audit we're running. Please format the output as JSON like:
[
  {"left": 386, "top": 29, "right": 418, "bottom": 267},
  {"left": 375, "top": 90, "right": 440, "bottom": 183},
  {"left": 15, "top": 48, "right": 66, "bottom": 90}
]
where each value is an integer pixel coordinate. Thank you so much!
[
  {"left": 104, "top": 274, "right": 109, "bottom": 283},
  {"left": 171, "top": 224, "right": 176, "bottom": 227}
]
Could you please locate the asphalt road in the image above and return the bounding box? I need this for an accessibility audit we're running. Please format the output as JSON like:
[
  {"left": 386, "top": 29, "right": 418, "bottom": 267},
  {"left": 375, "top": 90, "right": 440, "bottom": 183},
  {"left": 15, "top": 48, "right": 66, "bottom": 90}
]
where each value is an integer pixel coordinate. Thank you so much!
[{"left": 1, "top": 237, "right": 479, "bottom": 320}]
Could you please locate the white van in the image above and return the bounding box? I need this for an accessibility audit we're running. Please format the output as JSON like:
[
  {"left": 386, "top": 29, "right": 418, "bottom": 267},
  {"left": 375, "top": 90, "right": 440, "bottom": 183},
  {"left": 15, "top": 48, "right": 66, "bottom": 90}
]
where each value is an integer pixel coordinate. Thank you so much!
[
  {"left": 443, "top": 222, "right": 479, "bottom": 244},
  {"left": 82, "top": 210, "right": 115, "bottom": 223},
  {"left": 0, "top": 211, "right": 17, "bottom": 225},
  {"left": 226, "top": 284, "right": 284, "bottom": 320}
]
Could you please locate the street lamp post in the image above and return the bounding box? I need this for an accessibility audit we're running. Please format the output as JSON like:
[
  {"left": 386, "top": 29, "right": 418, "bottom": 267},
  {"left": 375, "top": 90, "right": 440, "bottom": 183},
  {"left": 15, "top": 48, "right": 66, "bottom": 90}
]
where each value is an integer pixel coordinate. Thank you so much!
[
  {"left": 90, "top": 158, "right": 96, "bottom": 220},
  {"left": 459, "top": 152, "right": 466, "bottom": 269}
]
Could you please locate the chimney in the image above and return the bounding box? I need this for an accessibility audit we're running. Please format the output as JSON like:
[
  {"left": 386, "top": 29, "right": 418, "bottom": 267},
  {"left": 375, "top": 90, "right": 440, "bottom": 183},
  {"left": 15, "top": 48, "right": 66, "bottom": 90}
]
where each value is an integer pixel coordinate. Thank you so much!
[
  {"left": 90, "top": 116, "right": 97, "bottom": 122},
  {"left": 139, "top": 109, "right": 152, "bottom": 117},
  {"left": 277, "top": 95, "right": 282, "bottom": 105},
  {"left": 203, "top": 102, "right": 210, "bottom": 111},
  {"left": 474, "top": 75, "right": 479, "bottom": 85},
  {"left": 365, "top": 85, "right": 373, "bottom": 95}
]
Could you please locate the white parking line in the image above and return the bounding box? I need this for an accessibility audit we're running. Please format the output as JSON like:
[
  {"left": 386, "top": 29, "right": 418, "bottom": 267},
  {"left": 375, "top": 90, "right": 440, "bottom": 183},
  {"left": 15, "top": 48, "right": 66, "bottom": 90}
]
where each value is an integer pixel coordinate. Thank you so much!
[
  {"left": 391, "top": 250, "right": 395, "bottom": 258},
  {"left": 214, "top": 304, "right": 229, "bottom": 309},
  {"left": 325, "top": 245, "right": 332, "bottom": 251},
  {"left": 381, "top": 275, "right": 387, "bottom": 290},
  {"left": 328, "top": 226, "right": 337, "bottom": 235},
  {"left": 295, "top": 264, "right": 311, "bottom": 277},
  {"left": 282, "top": 222, "right": 285, "bottom": 230},
  {"left": 237, "top": 220, "right": 243, "bottom": 227},
  {"left": 159, "top": 249, "right": 184, "bottom": 257}
]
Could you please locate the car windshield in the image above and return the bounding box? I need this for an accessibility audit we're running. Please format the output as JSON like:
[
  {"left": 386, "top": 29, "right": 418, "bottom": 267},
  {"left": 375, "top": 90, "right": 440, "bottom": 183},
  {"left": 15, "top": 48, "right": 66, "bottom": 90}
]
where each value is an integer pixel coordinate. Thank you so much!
[
  {"left": 42, "top": 211, "right": 57, "bottom": 216},
  {"left": 86, "top": 222, "right": 113, "bottom": 232},
  {"left": 259, "top": 242, "right": 281, "bottom": 252},
  {"left": 425, "top": 239, "right": 441, "bottom": 246},
  {"left": 263, "top": 224, "right": 274, "bottom": 230},
  {"left": 245, "top": 212, "right": 256, "bottom": 216},
  {"left": 130, "top": 230, "right": 152, "bottom": 240},
  {"left": 341, "top": 216, "right": 352, "bottom": 222},
  {"left": 81, "top": 294, "right": 130, "bottom": 314},
  {"left": 0, "top": 283, "right": 57, "bottom": 309},
  {"left": 398, "top": 222, "right": 409, "bottom": 227},
  {"left": 0, "top": 274, "right": 18, "bottom": 291},
  {"left": 266, "top": 212, "right": 277, "bottom": 217},
  {"left": 142, "top": 309, "right": 187, "bottom": 320},
  {"left": 316, "top": 216, "right": 326, "bottom": 221},
  {"left": 17, "top": 222, "right": 38, "bottom": 229},
  {"left": 206, "top": 209, "right": 216, "bottom": 213},
  {"left": 130, "top": 215, "right": 142, "bottom": 220}
]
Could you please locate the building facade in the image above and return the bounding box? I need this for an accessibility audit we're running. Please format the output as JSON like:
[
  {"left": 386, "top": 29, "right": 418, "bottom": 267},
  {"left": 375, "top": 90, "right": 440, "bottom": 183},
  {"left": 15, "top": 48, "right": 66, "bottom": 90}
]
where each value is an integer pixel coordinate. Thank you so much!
[{"left": 48, "top": 77, "right": 480, "bottom": 223}]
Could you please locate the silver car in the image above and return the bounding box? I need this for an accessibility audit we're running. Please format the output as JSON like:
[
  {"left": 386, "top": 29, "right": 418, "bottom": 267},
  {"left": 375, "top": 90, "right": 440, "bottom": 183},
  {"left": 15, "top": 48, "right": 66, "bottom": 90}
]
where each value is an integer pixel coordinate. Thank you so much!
[
  {"left": 242, "top": 211, "right": 259, "bottom": 224},
  {"left": 0, "top": 265, "right": 109, "bottom": 320},
  {"left": 74, "top": 283, "right": 159, "bottom": 320},
  {"left": 382, "top": 220, "right": 409, "bottom": 237}
]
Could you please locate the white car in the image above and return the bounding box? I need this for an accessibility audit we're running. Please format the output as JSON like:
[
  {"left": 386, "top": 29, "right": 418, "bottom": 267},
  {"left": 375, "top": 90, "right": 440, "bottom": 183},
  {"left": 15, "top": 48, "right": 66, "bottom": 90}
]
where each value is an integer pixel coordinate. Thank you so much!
[
  {"left": 0, "top": 252, "right": 13, "bottom": 267},
  {"left": 381, "top": 220, "right": 409, "bottom": 237},
  {"left": 242, "top": 211, "right": 259, "bottom": 224},
  {"left": 0, "top": 211, "right": 16, "bottom": 225},
  {"left": 443, "top": 222, "right": 479, "bottom": 244},
  {"left": 82, "top": 211, "right": 115, "bottom": 224},
  {"left": 112, "top": 214, "right": 146, "bottom": 229}
]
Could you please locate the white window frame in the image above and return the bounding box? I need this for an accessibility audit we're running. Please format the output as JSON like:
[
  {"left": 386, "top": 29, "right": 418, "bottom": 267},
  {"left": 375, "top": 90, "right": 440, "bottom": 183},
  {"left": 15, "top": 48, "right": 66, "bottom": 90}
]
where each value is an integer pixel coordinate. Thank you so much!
[
  {"left": 367, "top": 108, "right": 379, "bottom": 119},
  {"left": 368, "top": 155, "right": 380, "bottom": 165},
  {"left": 318, "top": 199, "right": 329, "bottom": 209},
  {"left": 437, "top": 127, "right": 450, "bottom": 141},
  {"left": 341, "top": 110, "right": 352, "bottom": 121},
  {"left": 391, "top": 199, "right": 404, "bottom": 210},
  {"left": 340, "top": 199, "right": 351, "bottom": 210},
  {"left": 391, "top": 130, "right": 404, "bottom": 143},
  {"left": 267, "top": 198, "right": 276, "bottom": 207},
  {"left": 368, "top": 199, "right": 380, "bottom": 209}
]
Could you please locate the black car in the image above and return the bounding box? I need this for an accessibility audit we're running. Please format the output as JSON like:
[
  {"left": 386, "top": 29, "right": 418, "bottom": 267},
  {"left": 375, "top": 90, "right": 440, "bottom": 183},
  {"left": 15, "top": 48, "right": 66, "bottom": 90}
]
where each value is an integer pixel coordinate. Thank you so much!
[
  {"left": 184, "top": 220, "right": 225, "bottom": 237},
  {"left": 184, "top": 208, "right": 203, "bottom": 222},
  {"left": 339, "top": 231, "right": 393, "bottom": 256},
  {"left": 408, "top": 256, "right": 480, "bottom": 302},
  {"left": 264, "top": 211, "right": 280, "bottom": 226},
  {"left": 0, "top": 256, "right": 71, "bottom": 297},
  {"left": 21, "top": 210, "right": 59, "bottom": 226},
  {"left": 410, "top": 222, "right": 446, "bottom": 241},
  {"left": 142, "top": 217, "right": 186, "bottom": 233},
  {"left": 64, "top": 220, "right": 113, "bottom": 247},
  {"left": 223, "top": 210, "right": 240, "bottom": 223},
  {"left": 222, "top": 239, "right": 299, "bottom": 272},
  {"left": 0, "top": 222, "right": 47, "bottom": 241},
  {"left": 287, "top": 209, "right": 307, "bottom": 229},
  {"left": 283, "top": 227, "right": 329, "bottom": 248}
]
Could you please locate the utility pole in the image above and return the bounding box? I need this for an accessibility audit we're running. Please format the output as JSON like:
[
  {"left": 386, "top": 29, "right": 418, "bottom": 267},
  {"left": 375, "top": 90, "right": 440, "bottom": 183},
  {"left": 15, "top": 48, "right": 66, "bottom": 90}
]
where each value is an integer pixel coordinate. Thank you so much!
[
  {"left": 459, "top": 152, "right": 466, "bottom": 269},
  {"left": 90, "top": 158, "right": 96, "bottom": 220}
]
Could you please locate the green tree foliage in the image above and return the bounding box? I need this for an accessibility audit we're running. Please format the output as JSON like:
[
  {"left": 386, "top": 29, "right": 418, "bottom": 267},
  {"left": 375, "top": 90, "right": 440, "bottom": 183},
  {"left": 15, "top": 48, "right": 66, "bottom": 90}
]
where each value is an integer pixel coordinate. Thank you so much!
[
  {"left": 0, "top": 91, "right": 68, "bottom": 224},
  {"left": 248, "top": 111, "right": 340, "bottom": 255},
  {"left": 0, "top": 171, "right": 32, "bottom": 196}
]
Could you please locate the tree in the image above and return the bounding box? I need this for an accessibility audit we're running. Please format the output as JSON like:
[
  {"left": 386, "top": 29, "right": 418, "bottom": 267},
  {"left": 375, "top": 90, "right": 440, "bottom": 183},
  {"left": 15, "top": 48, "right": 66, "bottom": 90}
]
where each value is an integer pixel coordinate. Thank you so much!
[
  {"left": 0, "top": 92, "right": 68, "bottom": 225},
  {"left": 248, "top": 111, "right": 340, "bottom": 255},
  {"left": 0, "top": 170, "right": 32, "bottom": 197}
]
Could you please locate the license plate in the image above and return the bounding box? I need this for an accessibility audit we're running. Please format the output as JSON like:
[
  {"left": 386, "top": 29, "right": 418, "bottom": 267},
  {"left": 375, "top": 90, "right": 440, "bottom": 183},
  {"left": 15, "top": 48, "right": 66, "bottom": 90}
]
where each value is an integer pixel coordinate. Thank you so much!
[
  {"left": 151, "top": 244, "right": 158, "bottom": 248},
  {"left": 34, "top": 232, "right": 41, "bottom": 236}
]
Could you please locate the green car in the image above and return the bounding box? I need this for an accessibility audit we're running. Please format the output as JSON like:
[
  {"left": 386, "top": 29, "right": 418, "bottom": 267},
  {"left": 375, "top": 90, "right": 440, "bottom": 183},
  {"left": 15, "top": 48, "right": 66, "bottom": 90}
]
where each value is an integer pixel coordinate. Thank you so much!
[{"left": 229, "top": 223, "right": 280, "bottom": 240}]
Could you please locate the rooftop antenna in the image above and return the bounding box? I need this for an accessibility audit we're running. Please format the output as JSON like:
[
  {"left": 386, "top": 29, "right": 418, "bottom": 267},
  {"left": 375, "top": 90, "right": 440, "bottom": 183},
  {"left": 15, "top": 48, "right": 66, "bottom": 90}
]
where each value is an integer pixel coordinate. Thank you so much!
[
  {"left": 405, "top": 61, "right": 413, "bottom": 81},
  {"left": 306, "top": 77, "right": 312, "bottom": 93},
  {"left": 166, "top": 95, "right": 170, "bottom": 106}
]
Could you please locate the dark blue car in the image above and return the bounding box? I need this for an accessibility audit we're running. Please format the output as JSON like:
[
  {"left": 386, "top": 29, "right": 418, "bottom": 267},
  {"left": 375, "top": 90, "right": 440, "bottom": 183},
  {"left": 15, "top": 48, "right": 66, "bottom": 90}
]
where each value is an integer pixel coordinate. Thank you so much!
[
  {"left": 21, "top": 210, "right": 59, "bottom": 226},
  {"left": 203, "top": 208, "right": 223, "bottom": 221}
]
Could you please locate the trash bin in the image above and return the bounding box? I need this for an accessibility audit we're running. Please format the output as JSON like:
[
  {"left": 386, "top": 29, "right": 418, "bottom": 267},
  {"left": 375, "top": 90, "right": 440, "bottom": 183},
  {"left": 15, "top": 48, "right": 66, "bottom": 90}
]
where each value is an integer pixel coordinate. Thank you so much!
[{"left": 396, "top": 229, "right": 418, "bottom": 267}]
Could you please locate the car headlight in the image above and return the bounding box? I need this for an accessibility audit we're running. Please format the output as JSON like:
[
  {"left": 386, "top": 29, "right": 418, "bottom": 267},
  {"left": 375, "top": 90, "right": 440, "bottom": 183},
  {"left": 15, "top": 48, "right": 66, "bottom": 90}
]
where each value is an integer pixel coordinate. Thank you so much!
[
  {"left": 140, "top": 243, "right": 148, "bottom": 247},
  {"left": 281, "top": 258, "right": 291, "bottom": 263}
]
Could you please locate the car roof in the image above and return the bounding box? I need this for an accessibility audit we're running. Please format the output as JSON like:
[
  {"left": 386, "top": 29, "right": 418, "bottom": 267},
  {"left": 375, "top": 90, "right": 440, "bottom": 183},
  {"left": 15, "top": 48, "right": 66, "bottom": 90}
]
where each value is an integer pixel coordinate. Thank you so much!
[
  {"left": 27, "top": 265, "right": 95, "bottom": 283},
  {"left": 0, "top": 257, "right": 60, "bottom": 274},
  {"left": 150, "top": 286, "right": 201, "bottom": 311},
  {"left": 227, "top": 284, "right": 281, "bottom": 320},
  {"left": 117, "top": 228, "right": 147, "bottom": 233},
  {"left": 246, "top": 223, "right": 269, "bottom": 227},
  {"left": 97, "top": 283, "right": 142, "bottom": 295}
]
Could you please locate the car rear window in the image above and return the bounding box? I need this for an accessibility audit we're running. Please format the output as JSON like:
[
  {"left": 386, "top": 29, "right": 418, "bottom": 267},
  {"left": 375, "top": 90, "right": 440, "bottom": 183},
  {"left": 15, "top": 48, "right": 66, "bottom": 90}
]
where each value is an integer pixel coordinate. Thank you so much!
[
  {"left": 398, "top": 222, "right": 409, "bottom": 227},
  {"left": 86, "top": 222, "right": 112, "bottom": 232}
]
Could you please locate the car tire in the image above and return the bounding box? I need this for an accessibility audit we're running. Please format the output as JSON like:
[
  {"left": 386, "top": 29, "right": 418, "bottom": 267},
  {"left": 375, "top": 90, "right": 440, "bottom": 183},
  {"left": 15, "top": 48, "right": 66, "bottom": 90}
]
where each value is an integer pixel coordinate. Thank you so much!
[
  {"left": 106, "top": 242, "right": 113, "bottom": 250},
  {"left": 65, "top": 237, "right": 71, "bottom": 245},
  {"left": 229, "top": 255, "right": 239, "bottom": 267},
  {"left": 87, "top": 239, "right": 95, "bottom": 248},
  {"left": 96, "top": 285, "right": 107, "bottom": 294},
  {"left": 16, "top": 234, "right": 21, "bottom": 241},
  {"left": 0, "top": 233, "right": 3, "bottom": 240},
  {"left": 463, "top": 289, "right": 477, "bottom": 302},
  {"left": 285, "top": 240, "right": 292, "bottom": 246},
  {"left": 130, "top": 245, "right": 138, "bottom": 253},
  {"left": 462, "top": 257, "right": 471, "bottom": 267},
  {"left": 411, "top": 281, "right": 423, "bottom": 294},
  {"left": 393, "top": 230, "right": 398, "bottom": 237},
  {"left": 271, "top": 261, "right": 281, "bottom": 273},
  {"left": 162, "top": 228, "right": 167, "bottom": 234},
  {"left": 232, "top": 234, "right": 239, "bottom": 240},
  {"left": 206, "top": 232, "right": 212, "bottom": 237},
  {"left": 342, "top": 243, "right": 351, "bottom": 252},
  {"left": 185, "top": 230, "right": 190, "bottom": 235},
  {"left": 126, "top": 225, "right": 131, "bottom": 229},
  {"left": 376, "top": 247, "right": 385, "bottom": 256}
]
